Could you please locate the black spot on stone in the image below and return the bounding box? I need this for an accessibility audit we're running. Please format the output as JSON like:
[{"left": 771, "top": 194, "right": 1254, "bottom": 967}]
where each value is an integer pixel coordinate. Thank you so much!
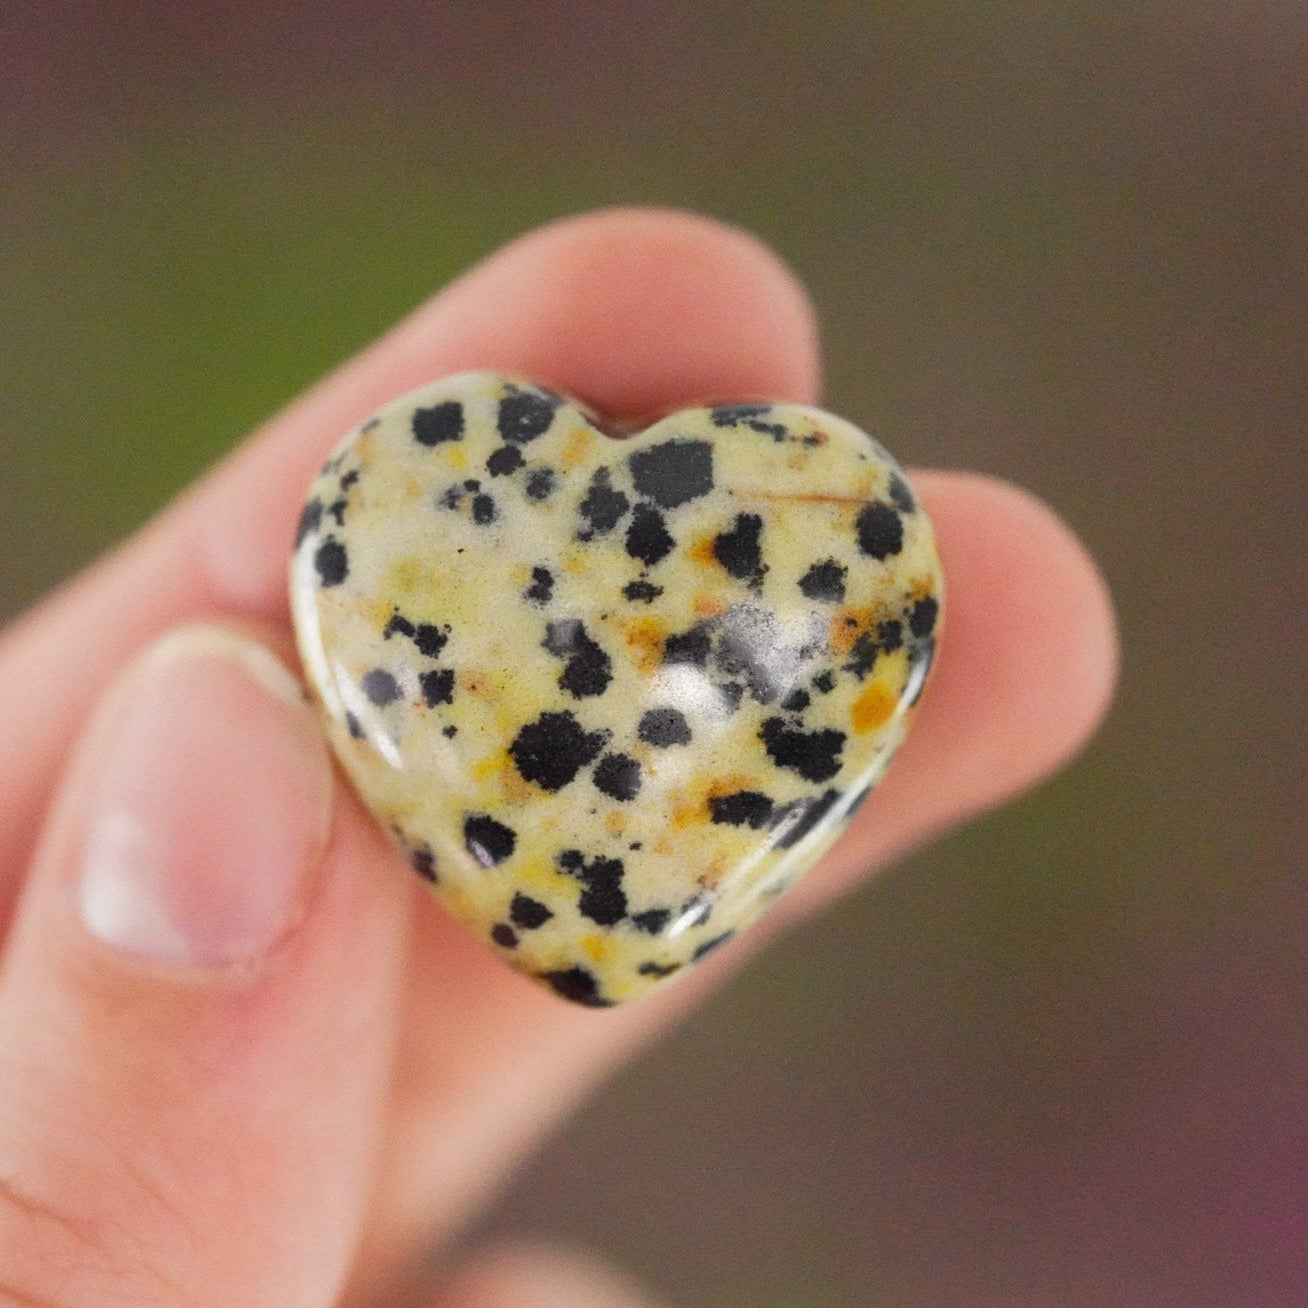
[
  {"left": 295, "top": 499, "right": 323, "bottom": 547},
  {"left": 578, "top": 467, "right": 630, "bottom": 538},
  {"left": 759, "top": 718, "right": 846, "bottom": 782},
  {"left": 711, "top": 403, "right": 769, "bottom": 426},
  {"left": 856, "top": 501, "right": 904, "bottom": 560},
  {"left": 712, "top": 513, "right": 766, "bottom": 585},
  {"left": 710, "top": 404, "right": 787, "bottom": 440},
  {"left": 439, "top": 484, "right": 465, "bottom": 510},
  {"left": 559, "top": 852, "right": 628, "bottom": 926},
  {"left": 463, "top": 814, "right": 518, "bottom": 867},
  {"left": 845, "top": 618, "right": 904, "bottom": 680},
  {"left": 772, "top": 788, "right": 842, "bottom": 849},
  {"left": 413, "top": 623, "right": 449, "bottom": 658},
  {"left": 345, "top": 711, "right": 363, "bottom": 740},
  {"left": 326, "top": 497, "right": 348, "bottom": 526},
  {"left": 709, "top": 790, "right": 774, "bottom": 829},
  {"left": 557, "top": 848, "right": 585, "bottom": 872},
  {"left": 510, "top": 893, "right": 554, "bottom": 930},
  {"left": 471, "top": 493, "right": 497, "bottom": 525},
  {"left": 905, "top": 637, "right": 935, "bottom": 707},
  {"left": 383, "top": 612, "right": 416, "bottom": 640},
  {"left": 909, "top": 595, "right": 939, "bottom": 639},
  {"left": 625, "top": 503, "right": 675, "bottom": 566},
  {"left": 638, "top": 707, "right": 692, "bottom": 747},
  {"left": 844, "top": 632, "right": 879, "bottom": 679},
  {"left": 622, "top": 578, "right": 663, "bottom": 603},
  {"left": 542, "top": 966, "right": 613, "bottom": 1006},
  {"left": 888, "top": 471, "right": 916, "bottom": 513},
  {"left": 362, "top": 669, "right": 401, "bottom": 706},
  {"left": 663, "top": 621, "right": 714, "bottom": 667},
  {"left": 798, "top": 558, "right": 847, "bottom": 602},
  {"left": 412, "top": 400, "right": 464, "bottom": 446},
  {"left": 679, "top": 894, "right": 713, "bottom": 928},
  {"left": 410, "top": 846, "right": 438, "bottom": 882},
  {"left": 631, "top": 908, "right": 670, "bottom": 935},
  {"left": 419, "top": 668, "right": 455, "bottom": 707},
  {"left": 579, "top": 875, "right": 626, "bottom": 926},
  {"left": 491, "top": 923, "right": 518, "bottom": 948},
  {"left": 692, "top": 931, "right": 735, "bottom": 962},
  {"left": 594, "top": 753, "right": 642, "bottom": 801},
  {"left": 543, "top": 620, "right": 613, "bottom": 698},
  {"left": 719, "top": 682, "right": 745, "bottom": 711},
  {"left": 486, "top": 444, "right": 525, "bottom": 477},
  {"left": 782, "top": 687, "right": 811, "bottom": 712},
  {"left": 510, "top": 711, "right": 609, "bottom": 791},
  {"left": 442, "top": 724, "right": 458, "bottom": 738},
  {"left": 813, "top": 669, "right": 837, "bottom": 694},
  {"left": 525, "top": 566, "right": 554, "bottom": 605},
  {"left": 714, "top": 605, "right": 788, "bottom": 704},
  {"left": 463, "top": 478, "right": 481, "bottom": 492},
  {"left": 629, "top": 438, "right": 714, "bottom": 508},
  {"left": 339, "top": 468, "right": 360, "bottom": 490},
  {"left": 638, "top": 960, "right": 682, "bottom": 977},
  {"left": 314, "top": 537, "right": 349, "bottom": 587},
  {"left": 498, "top": 390, "right": 559, "bottom": 443},
  {"left": 525, "top": 466, "right": 556, "bottom": 500}
]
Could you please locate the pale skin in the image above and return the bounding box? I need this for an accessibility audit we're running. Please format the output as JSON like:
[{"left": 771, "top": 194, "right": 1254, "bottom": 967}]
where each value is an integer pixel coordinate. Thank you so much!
[{"left": 0, "top": 209, "right": 1118, "bottom": 1307}]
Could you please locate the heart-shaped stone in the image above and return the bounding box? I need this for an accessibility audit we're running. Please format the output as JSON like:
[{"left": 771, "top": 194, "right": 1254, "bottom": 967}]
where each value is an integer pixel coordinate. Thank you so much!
[{"left": 290, "top": 371, "right": 942, "bottom": 1005}]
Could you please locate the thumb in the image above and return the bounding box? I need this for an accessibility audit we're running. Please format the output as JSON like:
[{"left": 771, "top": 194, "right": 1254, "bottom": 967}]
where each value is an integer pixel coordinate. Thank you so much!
[{"left": 0, "top": 624, "right": 411, "bottom": 1306}]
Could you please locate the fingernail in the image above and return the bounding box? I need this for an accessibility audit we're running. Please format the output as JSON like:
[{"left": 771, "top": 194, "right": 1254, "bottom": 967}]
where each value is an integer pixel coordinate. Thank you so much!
[{"left": 74, "top": 625, "right": 332, "bottom": 969}]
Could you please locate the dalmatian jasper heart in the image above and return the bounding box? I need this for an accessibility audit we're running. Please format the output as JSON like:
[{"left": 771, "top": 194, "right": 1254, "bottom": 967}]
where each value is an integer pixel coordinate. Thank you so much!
[{"left": 290, "top": 371, "right": 942, "bottom": 1006}]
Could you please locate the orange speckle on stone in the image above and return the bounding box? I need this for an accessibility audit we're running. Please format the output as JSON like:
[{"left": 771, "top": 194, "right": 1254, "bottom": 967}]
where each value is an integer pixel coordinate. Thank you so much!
[
  {"left": 605, "top": 811, "right": 626, "bottom": 836},
  {"left": 561, "top": 426, "right": 593, "bottom": 468},
  {"left": 693, "top": 594, "right": 728, "bottom": 616},
  {"left": 500, "top": 762, "right": 534, "bottom": 805},
  {"left": 705, "top": 773, "right": 758, "bottom": 802},
  {"left": 670, "top": 792, "right": 703, "bottom": 829},
  {"left": 830, "top": 603, "right": 882, "bottom": 656},
  {"left": 356, "top": 596, "right": 398, "bottom": 629},
  {"left": 581, "top": 933, "right": 613, "bottom": 964},
  {"left": 852, "top": 682, "right": 897, "bottom": 733},
  {"left": 689, "top": 533, "right": 718, "bottom": 566},
  {"left": 672, "top": 775, "right": 759, "bottom": 828},
  {"left": 447, "top": 445, "right": 468, "bottom": 470},
  {"left": 624, "top": 617, "right": 667, "bottom": 674}
]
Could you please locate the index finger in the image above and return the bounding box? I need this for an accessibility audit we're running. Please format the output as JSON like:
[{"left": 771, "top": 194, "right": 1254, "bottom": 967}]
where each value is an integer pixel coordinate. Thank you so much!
[{"left": 0, "top": 207, "right": 821, "bottom": 913}]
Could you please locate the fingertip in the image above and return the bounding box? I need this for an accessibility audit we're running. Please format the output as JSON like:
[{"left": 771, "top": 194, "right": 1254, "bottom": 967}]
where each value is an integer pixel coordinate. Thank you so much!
[
  {"left": 198, "top": 207, "right": 821, "bottom": 615},
  {"left": 878, "top": 470, "right": 1119, "bottom": 834},
  {"left": 427, "top": 206, "right": 823, "bottom": 415},
  {"left": 791, "top": 472, "right": 1119, "bottom": 910},
  {"left": 919, "top": 470, "right": 1119, "bottom": 792}
]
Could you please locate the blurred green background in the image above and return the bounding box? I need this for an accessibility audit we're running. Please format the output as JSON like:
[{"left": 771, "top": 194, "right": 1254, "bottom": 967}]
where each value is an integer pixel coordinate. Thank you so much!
[{"left": 3, "top": 3, "right": 1305, "bottom": 1304}]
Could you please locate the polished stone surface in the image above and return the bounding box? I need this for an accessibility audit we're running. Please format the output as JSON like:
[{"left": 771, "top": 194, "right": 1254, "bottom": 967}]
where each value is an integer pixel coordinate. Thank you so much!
[{"left": 291, "top": 372, "right": 941, "bottom": 1005}]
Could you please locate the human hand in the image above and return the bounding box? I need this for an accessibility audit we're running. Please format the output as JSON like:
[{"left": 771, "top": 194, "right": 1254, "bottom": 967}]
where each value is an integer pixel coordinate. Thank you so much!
[{"left": 0, "top": 209, "right": 1117, "bottom": 1306}]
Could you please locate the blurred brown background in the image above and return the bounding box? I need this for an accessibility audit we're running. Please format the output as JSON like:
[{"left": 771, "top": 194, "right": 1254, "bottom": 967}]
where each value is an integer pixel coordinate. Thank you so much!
[{"left": 2, "top": 3, "right": 1306, "bottom": 1304}]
